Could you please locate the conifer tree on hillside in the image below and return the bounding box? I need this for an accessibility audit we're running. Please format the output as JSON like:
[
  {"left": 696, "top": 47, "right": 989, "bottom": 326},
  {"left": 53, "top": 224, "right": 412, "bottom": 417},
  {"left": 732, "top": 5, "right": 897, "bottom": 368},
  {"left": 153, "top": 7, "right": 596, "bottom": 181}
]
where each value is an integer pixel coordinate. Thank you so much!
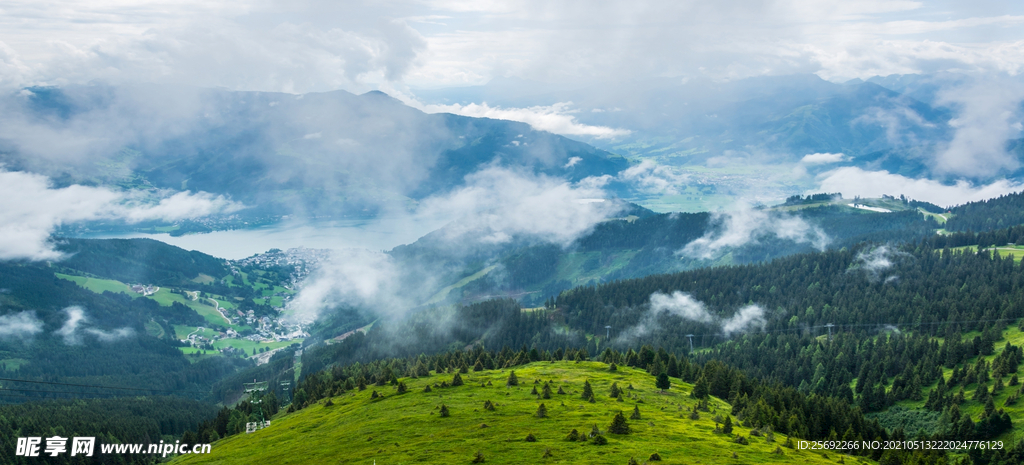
[
  {"left": 452, "top": 373, "right": 464, "bottom": 387},
  {"left": 507, "top": 370, "right": 519, "bottom": 387},
  {"left": 582, "top": 380, "right": 594, "bottom": 400},
  {"left": 542, "top": 382, "right": 552, "bottom": 399},
  {"left": 609, "top": 410, "right": 631, "bottom": 434},
  {"left": 692, "top": 373, "right": 709, "bottom": 399},
  {"left": 656, "top": 372, "right": 670, "bottom": 391}
]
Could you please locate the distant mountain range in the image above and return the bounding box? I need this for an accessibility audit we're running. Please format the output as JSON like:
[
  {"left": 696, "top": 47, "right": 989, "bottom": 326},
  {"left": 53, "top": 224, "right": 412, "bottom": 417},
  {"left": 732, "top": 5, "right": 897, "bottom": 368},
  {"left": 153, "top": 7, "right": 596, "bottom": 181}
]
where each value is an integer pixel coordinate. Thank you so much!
[
  {"left": 0, "top": 86, "right": 628, "bottom": 219},
  {"left": 415, "top": 73, "right": 1024, "bottom": 184}
]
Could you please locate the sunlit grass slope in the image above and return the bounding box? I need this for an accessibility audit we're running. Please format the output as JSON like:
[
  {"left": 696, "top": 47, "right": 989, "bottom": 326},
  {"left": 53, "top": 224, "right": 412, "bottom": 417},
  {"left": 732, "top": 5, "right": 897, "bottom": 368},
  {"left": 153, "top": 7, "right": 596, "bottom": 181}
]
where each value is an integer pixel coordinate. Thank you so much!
[{"left": 174, "top": 362, "right": 857, "bottom": 465}]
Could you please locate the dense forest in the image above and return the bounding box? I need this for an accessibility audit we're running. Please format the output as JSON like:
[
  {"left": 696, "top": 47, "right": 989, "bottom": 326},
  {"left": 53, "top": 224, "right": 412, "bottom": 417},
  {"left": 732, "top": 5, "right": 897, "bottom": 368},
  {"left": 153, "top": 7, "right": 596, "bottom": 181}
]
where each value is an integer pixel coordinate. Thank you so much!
[
  {"left": 0, "top": 396, "right": 217, "bottom": 465},
  {"left": 945, "top": 191, "right": 1024, "bottom": 232}
]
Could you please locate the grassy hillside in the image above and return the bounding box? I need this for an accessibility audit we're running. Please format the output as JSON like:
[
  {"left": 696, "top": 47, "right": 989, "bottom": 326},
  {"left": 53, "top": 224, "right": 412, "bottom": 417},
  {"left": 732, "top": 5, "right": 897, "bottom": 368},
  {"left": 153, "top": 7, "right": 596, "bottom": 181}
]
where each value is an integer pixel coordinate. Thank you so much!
[{"left": 174, "top": 362, "right": 854, "bottom": 465}]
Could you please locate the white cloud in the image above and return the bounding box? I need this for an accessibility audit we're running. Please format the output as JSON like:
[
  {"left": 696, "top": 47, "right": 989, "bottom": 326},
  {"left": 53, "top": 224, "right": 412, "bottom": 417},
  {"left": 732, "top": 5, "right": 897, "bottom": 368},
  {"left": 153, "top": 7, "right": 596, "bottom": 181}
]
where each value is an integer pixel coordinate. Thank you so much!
[
  {"left": 417, "top": 166, "right": 623, "bottom": 246},
  {"left": 680, "top": 203, "right": 829, "bottom": 259},
  {"left": 0, "top": 311, "right": 43, "bottom": 340},
  {"left": 649, "top": 291, "right": 713, "bottom": 323},
  {"left": 721, "top": 304, "right": 766, "bottom": 335},
  {"left": 54, "top": 306, "right": 134, "bottom": 344},
  {"left": 800, "top": 152, "right": 845, "bottom": 164},
  {"left": 814, "top": 167, "right": 1024, "bottom": 207},
  {"left": 933, "top": 79, "right": 1024, "bottom": 177},
  {"left": 56, "top": 306, "right": 87, "bottom": 345},
  {"left": 0, "top": 169, "right": 243, "bottom": 261},
  {"left": 563, "top": 156, "right": 582, "bottom": 168},
  {"left": 286, "top": 248, "right": 405, "bottom": 324},
  {"left": 851, "top": 245, "right": 903, "bottom": 282},
  {"left": 618, "top": 159, "right": 689, "bottom": 195},
  {"left": 420, "top": 101, "right": 631, "bottom": 139}
]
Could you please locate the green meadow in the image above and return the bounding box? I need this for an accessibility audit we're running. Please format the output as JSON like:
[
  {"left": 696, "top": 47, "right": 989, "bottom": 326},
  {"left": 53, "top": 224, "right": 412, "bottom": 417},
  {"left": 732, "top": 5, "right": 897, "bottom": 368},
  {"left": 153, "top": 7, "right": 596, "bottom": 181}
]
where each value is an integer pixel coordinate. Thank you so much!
[{"left": 173, "top": 362, "right": 856, "bottom": 465}]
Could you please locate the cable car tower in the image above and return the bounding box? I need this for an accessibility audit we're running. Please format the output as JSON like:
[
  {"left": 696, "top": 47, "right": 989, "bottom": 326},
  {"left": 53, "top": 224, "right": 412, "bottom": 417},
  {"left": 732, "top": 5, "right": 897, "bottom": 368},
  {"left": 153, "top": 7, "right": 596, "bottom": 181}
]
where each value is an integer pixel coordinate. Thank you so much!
[{"left": 244, "top": 380, "right": 271, "bottom": 433}]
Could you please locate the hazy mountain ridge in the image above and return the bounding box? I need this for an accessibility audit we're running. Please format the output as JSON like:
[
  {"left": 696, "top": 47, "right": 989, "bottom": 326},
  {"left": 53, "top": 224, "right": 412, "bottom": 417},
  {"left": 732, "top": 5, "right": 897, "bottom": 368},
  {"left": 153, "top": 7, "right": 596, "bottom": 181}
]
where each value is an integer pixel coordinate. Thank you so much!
[{"left": 0, "top": 85, "right": 629, "bottom": 220}]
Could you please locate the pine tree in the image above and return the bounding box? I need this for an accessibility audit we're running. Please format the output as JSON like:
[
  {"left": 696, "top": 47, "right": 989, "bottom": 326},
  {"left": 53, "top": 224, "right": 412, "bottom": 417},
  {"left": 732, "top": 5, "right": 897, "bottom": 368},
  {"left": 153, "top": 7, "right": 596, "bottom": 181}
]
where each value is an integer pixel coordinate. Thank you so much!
[
  {"left": 473, "top": 360, "right": 484, "bottom": 372},
  {"left": 471, "top": 451, "right": 485, "bottom": 463},
  {"left": 609, "top": 363, "right": 618, "bottom": 372},
  {"left": 656, "top": 372, "right": 671, "bottom": 391},
  {"left": 723, "top": 415, "right": 733, "bottom": 434},
  {"left": 582, "top": 380, "right": 594, "bottom": 400},
  {"left": 608, "top": 410, "right": 631, "bottom": 434},
  {"left": 483, "top": 400, "right": 495, "bottom": 411},
  {"left": 452, "top": 373, "right": 464, "bottom": 387},
  {"left": 439, "top": 404, "right": 450, "bottom": 417},
  {"left": 396, "top": 382, "right": 407, "bottom": 394},
  {"left": 525, "top": 433, "right": 537, "bottom": 442},
  {"left": 630, "top": 405, "right": 641, "bottom": 420},
  {"left": 609, "top": 382, "right": 620, "bottom": 398},
  {"left": 565, "top": 429, "right": 581, "bottom": 441},
  {"left": 531, "top": 385, "right": 539, "bottom": 395},
  {"left": 536, "top": 404, "right": 548, "bottom": 418},
  {"left": 507, "top": 371, "right": 519, "bottom": 387},
  {"left": 542, "top": 382, "right": 552, "bottom": 399},
  {"left": 692, "top": 373, "right": 710, "bottom": 399},
  {"left": 557, "top": 386, "right": 566, "bottom": 395}
]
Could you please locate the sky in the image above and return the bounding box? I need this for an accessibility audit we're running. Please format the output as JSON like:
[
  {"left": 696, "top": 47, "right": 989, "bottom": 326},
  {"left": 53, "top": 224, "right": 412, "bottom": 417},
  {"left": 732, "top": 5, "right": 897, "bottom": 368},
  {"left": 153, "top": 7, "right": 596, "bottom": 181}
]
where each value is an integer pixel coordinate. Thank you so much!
[{"left": 2, "top": 0, "right": 1023, "bottom": 93}]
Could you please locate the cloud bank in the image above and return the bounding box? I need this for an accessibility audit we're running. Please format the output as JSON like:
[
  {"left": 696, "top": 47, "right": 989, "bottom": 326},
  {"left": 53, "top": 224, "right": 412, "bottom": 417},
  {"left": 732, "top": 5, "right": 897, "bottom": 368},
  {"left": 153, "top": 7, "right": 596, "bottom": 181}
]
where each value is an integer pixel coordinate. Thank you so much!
[
  {"left": 0, "top": 311, "right": 43, "bottom": 340},
  {"left": 0, "top": 169, "right": 243, "bottom": 261},
  {"left": 680, "top": 204, "right": 829, "bottom": 259},
  {"left": 621, "top": 291, "right": 767, "bottom": 341},
  {"left": 815, "top": 167, "right": 1024, "bottom": 208},
  {"left": 287, "top": 165, "right": 623, "bottom": 323}
]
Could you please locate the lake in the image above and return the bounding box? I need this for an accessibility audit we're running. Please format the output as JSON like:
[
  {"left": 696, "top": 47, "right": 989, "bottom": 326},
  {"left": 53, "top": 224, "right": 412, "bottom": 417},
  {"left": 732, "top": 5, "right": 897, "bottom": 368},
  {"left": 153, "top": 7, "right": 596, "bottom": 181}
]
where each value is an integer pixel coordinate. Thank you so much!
[{"left": 77, "top": 216, "right": 448, "bottom": 260}]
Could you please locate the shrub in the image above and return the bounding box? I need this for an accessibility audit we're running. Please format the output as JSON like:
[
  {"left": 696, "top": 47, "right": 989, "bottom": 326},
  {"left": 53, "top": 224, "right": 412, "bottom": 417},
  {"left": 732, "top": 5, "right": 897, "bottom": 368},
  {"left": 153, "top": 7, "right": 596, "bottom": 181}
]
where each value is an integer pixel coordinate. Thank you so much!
[
  {"left": 591, "top": 434, "right": 608, "bottom": 445},
  {"left": 648, "top": 452, "right": 662, "bottom": 461},
  {"left": 452, "top": 373, "right": 464, "bottom": 387},
  {"left": 557, "top": 386, "right": 566, "bottom": 395},
  {"left": 630, "top": 405, "right": 641, "bottom": 420},
  {"left": 525, "top": 433, "right": 537, "bottom": 442},
  {"left": 484, "top": 400, "right": 495, "bottom": 411},
  {"left": 507, "top": 371, "right": 519, "bottom": 386},
  {"left": 609, "top": 363, "right": 617, "bottom": 371},
  {"left": 531, "top": 386, "right": 539, "bottom": 395},
  {"left": 370, "top": 390, "right": 379, "bottom": 399},
  {"left": 565, "top": 429, "right": 581, "bottom": 441},
  {"left": 423, "top": 385, "right": 432, "bottom": 393},
  {"left": 609, "top": 382, "right": 621, "bottom": 398},
  {"left": 439, "top": 404, "right": 450, "bottom": 417},
  {"left": 472, "top": 451, "right": 485, "bottom": 463},
  {"left": 536, "top": 403, "right": 548, "bottom": 418},
  {"left": 542, "top": 448, "right": 553, "bottom": 458},
  {"left": 396, "top": 382, "right": 408, "bottom": 394},
  {"left": 627, "top": 457, "right": 639, "bottom": 465}
]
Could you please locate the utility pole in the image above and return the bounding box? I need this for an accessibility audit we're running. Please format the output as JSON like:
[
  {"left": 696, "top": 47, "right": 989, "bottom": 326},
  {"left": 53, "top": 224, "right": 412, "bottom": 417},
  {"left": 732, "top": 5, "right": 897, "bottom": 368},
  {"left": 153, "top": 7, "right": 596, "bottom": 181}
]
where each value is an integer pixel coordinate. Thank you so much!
[{"left": 686, "top": 334, "right": 694, "bottom": 352}]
